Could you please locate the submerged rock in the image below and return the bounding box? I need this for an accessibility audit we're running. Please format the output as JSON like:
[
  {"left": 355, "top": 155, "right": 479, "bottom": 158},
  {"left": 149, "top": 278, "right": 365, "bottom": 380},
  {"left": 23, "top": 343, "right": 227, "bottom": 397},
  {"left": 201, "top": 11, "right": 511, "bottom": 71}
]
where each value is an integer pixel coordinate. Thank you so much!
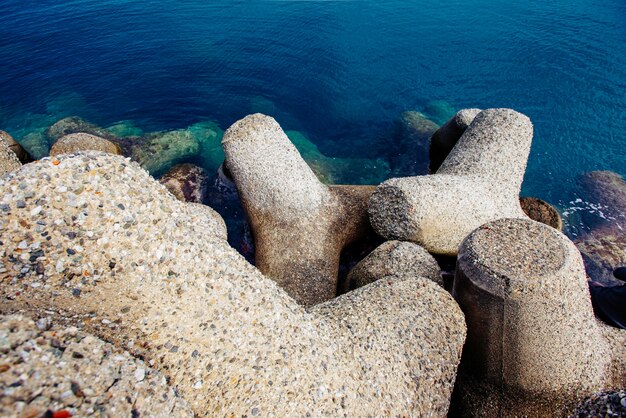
[
  {"left": 46, "top": 116, "right": 117, "bottom": 145},
  {"left": 50, "top": 132, "right": 122, "bottom": 156},
  {"left": 106, "top": 119, "right": 144, "bottom": 137},
  {"left": 187, "top": 121, "right": 224, "bottom": 172},
  {"left": 574, "top": 171, "right": 626, "bottom": 285},
  {"left": 370, "top": 108, "right": 533, "bottom": 255},
  {"left": 18, "top": 128, "right": 50, "bottom": 160},
  {"left": 159, "top": 163, "right": 210, "bottom": 203},
  {"left": 389, "top": 111, "right": 439, "bottom": 176},
  {"left": 287, "top": 130, "right": 390, "bottom": 184},
  {"left": 0, "top": 315, "right": 193, "bottom": 418},
  {"left": 422, "top": 99, "right": 457, "bottom": 126},
  {"left": 0, "top": 152, "right": 467, "bottom": 416}
]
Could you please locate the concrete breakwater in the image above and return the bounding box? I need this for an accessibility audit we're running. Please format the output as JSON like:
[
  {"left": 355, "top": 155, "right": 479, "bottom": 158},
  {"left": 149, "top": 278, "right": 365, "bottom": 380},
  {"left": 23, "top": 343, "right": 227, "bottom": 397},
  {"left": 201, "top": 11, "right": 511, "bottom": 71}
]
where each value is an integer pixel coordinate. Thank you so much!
[{"left": 0, "top": 109, "right": 624, "bottom": 417}]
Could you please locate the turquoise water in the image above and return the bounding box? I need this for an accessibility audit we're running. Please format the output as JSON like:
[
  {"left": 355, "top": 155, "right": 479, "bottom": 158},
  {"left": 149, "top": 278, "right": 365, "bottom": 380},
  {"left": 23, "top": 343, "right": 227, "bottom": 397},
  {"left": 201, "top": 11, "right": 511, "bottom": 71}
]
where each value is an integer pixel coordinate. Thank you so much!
[{"left": 1, "top": 0, "right": 625, "bottom": 235}]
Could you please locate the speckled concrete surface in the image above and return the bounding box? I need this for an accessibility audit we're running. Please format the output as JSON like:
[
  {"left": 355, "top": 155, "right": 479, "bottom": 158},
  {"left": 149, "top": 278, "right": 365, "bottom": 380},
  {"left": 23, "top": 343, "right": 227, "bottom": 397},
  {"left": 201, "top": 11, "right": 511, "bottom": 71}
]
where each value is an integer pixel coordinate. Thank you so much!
[
  {"left": 222, "top": 114, "right": 379, "bottom": 306},
  {"left": 369, "top": 108, "right": 532, "bottom": 255},
  {"left": 450, "top": 218, "right": 625, "bottom": 417},
  {"left": 50, "top": 133, "right": 122, "bottom": 157},
  {"left": 0, "top": 314, "right": 193, "bottom": 417},
  {"left": 0, "top": 152, "right": 467, "bottom": 416},
  {"left": 0, "top": 135, "right": 21, "bottom": 177},
  {"left": 0, "top": 131, "right": 30, "bottom": 164},
  {"left": 347, "top": 240, "right": 443, "bottom": 289},
  {"left": 429, "top": 108, "right": 481, "bottom": 173}
]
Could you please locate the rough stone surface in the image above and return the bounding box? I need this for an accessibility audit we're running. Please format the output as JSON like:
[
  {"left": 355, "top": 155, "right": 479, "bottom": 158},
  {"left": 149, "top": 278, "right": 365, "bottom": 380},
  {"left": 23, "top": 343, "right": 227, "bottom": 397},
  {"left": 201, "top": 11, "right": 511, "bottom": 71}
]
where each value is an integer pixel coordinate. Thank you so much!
[
  {"left": 570, "top": 390, "right": 626, "bottom": 418},
  {"left": 574, "top": 171, "right": 626, "bottom": 285},
  {"left": 0, "top": 315, "right": 193, "bottom": 417},
  {"left": 450, "top": 218, "right": 624, "bottom": 417},
  {"left": 223, "top": 114, "right": 381, "bottom": 306},
  {"left": 0, "top": 130, "right": 30, "bottom": 163},
  {"left": 369, "top": 108, "right": 532, "bottom": 255},
  {"left": 46, "top": 116, "right": 117, "bottom": 146},
  {"left": 0, "top": 152, "right": 467, "bottom": 416},
  {"left": 50, "top": 133, "right": 122, "bottom": 157},
  {"left": 429, "top": 108, "right": 481, "bottom": 173},
  {"left": 520, "top": 196, "right": 563, "bottom": 230},
  {"left": 347, "top": 240, "right": 443, "bottom": 290},
  {"left": 159, "top": 163, "right": 210, "bottom": 204},
  {"left": 0, "top": 137, "right": 21, "bottom": 177}
]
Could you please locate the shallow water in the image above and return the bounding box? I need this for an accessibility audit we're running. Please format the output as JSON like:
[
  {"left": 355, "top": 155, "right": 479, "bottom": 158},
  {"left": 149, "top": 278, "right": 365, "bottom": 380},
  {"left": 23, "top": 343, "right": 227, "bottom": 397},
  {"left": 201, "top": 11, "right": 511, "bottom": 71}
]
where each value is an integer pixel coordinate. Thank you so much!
[{"left": 1, "top": 0, "right": 625, "bottom": 235}]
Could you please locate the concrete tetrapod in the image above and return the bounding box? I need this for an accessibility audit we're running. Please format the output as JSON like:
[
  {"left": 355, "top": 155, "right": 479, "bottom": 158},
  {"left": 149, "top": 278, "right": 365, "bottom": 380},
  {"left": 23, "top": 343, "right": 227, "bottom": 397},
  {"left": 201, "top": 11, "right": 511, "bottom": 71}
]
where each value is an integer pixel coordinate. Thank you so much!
[
  {"left": 450, "top": 218, "right": 625, "bottom": 417},
  {"left": 222, "top": 114, "right": 377, "bottom": 306},
  {"left": 346, "top": 240, "right": 443, "bottom": 290},
  {"left": 369, "top": 108, "right": 532, "bottom": 255},
  {"left": 0, "top": 153, "right": 467, "bottom": 417}
]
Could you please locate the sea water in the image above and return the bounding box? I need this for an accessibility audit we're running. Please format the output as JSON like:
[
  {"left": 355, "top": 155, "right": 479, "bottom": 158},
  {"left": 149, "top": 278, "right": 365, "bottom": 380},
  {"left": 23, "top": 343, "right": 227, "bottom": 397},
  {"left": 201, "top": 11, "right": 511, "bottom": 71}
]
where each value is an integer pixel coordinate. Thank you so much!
[{"left": 1, "top": 0, "right": 624, "bottom": 237}]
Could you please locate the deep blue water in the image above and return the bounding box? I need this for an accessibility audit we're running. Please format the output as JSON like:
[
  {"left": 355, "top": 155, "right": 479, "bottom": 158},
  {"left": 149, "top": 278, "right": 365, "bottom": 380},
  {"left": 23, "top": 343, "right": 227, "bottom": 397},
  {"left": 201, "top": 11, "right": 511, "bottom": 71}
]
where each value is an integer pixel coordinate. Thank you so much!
[{"left": 1, "top": 0, "right": 625, "bottom": 236}]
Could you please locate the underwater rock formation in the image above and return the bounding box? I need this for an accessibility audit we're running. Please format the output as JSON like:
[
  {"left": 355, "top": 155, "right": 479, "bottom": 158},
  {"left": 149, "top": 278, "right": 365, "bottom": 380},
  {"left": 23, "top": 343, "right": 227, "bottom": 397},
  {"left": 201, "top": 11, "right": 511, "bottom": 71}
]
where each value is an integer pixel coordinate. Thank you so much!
[
  {"left": 389, "top": 110, "right": 439, "bottom": 176},
  {"left": 346, "top": 240, "right": 443, "bottom": 289},
  {"left": 369, "top": 108, "right": 532, "bottom": 255},
  {"left": 451, "top": 218, "right": 625, "bottom": 417},
  {"left": 575, "top": 171, "right": 626, "bottom": 285},
  {"left": 0, "top": 315, "right": 194, "bottom": 418},
  {"left": 50, "top": 133, "right": 122, "bottom": 157},
  {"left": 223, "top": 114, "right": 379, "bottom": 306},
  {"left": 46, "top": 116, "right": 117, "bottom": 146},
  {"left": 287, "top": 130, "right": 390, "bottom": 185},
  {"left": 0, "top": 152, "right": 467, "bottom": 416},
  {"left": 159, "top": 163, "right": 211, "bottom": 204}
]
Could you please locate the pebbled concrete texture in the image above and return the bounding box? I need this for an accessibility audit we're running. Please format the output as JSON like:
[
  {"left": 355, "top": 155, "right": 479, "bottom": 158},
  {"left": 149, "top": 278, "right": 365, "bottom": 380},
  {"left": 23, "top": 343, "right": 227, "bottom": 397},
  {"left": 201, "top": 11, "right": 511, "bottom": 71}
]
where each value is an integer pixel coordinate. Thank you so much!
[
  {"left": 0, "top": 130, "right": 30, "bottom": 164},
  {"left": 450, "top": 218, "right": 625, "bottom": 417},
  {"left": 0, "top": 314, "right": 193, "bottom": 418},
  {"left": 222, "top": 114, "right": 379, "bottom": 306},
  {"left": 50, "top": 133, "right": 122, "bottom": 157},
  {"left": 346, "top": 240, "right": 443, "bottom": 289},
  {"left": 0, "top": 152, "right": 467, "bottom": 417},
  {"left": 0, "top": 134, "right": 21, "bottom": 177},
  {"left": 369, "top": 108, "right": 532, "bottom": 255}
]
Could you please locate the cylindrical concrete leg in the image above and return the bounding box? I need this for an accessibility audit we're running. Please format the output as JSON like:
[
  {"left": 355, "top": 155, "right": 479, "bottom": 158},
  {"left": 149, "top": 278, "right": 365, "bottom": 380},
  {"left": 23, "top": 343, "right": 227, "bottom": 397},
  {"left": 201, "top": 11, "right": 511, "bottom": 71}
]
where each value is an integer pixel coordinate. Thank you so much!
[{"left": 452, "top": 218, "right": 609, "bottom": 416}]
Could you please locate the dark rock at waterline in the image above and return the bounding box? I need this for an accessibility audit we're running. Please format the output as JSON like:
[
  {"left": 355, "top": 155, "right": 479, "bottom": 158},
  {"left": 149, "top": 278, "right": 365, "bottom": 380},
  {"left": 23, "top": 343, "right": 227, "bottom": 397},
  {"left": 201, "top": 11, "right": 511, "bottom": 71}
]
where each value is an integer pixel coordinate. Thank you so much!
[
  {"left": 159, "top": 163, "right": 210, "bottom": 204},
  {"left": 578, "top": 170, "right": 626, "bottom": 233},
  {"left": 0, "top": 130, "right": 32, "bottom": 163},
  {"left": 576, "top": 234, "right": 626, "bottom": 286},
  {"left": 574, "top": 171, "right": 626, "bottom": 285},
  {"left": 429, "top": 108, "right": 481, "bottom": 173},
  {"left": 389, "top": 111, "right": 439, "bottom": 176},
  {"left": 46, "top": 116, "right": 118, "bottom": 146},
  {"left": 520, "top": 196, "right": 563, "bottom": 230}
]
